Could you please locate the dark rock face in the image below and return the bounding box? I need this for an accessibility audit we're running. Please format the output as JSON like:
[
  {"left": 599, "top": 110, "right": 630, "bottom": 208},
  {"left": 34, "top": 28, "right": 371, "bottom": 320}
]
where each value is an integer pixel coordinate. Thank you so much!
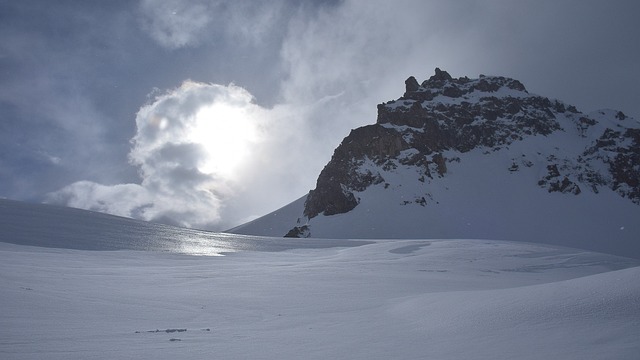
[
  {"left": 304, "top": 125, "right": 405, "bottom": 218},
  {"left": 287, "top": 68, "right": 640, "bottom": 236},
  {"left": 405, "top": 76, "right": 420, "bottom": 94}
]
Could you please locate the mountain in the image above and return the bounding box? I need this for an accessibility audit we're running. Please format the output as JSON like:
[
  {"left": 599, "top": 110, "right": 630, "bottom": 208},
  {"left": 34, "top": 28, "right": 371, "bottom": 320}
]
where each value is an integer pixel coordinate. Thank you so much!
[{"left": 230, "top": 68, "right": 640, "bottom": 259}]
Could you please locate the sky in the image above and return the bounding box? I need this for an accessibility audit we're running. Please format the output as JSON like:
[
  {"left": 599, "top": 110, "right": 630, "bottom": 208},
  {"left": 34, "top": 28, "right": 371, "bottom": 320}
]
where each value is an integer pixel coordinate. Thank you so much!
[{"left": 1, "top": 0, "right": 639, "bottom": 231}]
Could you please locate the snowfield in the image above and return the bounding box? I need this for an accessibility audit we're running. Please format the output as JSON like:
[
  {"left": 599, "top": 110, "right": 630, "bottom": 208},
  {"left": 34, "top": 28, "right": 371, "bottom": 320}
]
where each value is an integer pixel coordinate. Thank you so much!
[{"left": 1, "top": 200, "right": 639, "bottom": 359}]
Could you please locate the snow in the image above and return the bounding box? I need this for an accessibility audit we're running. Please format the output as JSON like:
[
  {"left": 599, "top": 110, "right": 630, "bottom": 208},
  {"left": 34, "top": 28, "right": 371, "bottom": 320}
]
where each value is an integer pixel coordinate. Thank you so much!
[{"left": 1, "top": 200, "right": 640, "bottom": 359}]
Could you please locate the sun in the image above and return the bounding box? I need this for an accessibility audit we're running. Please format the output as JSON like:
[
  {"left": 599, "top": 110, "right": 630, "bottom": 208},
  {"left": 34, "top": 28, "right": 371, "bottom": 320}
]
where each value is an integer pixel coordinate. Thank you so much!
[{"left": 189, "top": 102, "right": 259, "bottom": 178}]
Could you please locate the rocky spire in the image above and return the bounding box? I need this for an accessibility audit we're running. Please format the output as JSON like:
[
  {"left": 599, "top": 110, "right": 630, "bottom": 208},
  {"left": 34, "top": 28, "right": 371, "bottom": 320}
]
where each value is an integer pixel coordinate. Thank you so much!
[
  {"left": 428, "top": 67, "right": 452, "bottom": 82},
  {"left": 405, "top": 76, "right": 420, "bottom": 93}
]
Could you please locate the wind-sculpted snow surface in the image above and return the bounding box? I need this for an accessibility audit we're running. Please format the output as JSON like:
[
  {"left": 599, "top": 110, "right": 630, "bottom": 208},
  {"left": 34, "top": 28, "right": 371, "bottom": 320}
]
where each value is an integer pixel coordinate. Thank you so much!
[
  {"left": 1, "top": 238, "right": 639, "bottom": 360},
  {"left": 1, "top": 199, "right": 639, "bottom": 359},
  {"left": 231, "top": 69, "right": 640, "bottom": 259}
]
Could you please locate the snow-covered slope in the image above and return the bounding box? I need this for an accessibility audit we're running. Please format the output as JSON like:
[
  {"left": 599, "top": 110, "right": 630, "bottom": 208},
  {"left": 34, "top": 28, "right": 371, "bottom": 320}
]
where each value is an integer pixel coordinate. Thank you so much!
[
  {"left": 2, "top": 235, "right": 639, "bottom": 359},
  {"left": 2, "top": 198, "right": 640, "bottom": 359},
  {"left": 231, "top": 69, "right": 640, "bottom": 259},
  {"left": 0, "top": 198, "right": 369, "bottom": 255},
  {"left": 227, "top": 195, "right": 307, "bottom": 237}
]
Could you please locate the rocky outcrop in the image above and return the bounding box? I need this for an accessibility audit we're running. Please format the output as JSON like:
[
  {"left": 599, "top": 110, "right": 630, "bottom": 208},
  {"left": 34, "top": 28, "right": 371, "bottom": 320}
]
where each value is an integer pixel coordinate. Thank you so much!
[
  {"left": 287, "top": 68, "right": 640, "bottom": 236},
  {"left": 284, "top": 225, "right": 310, "bottom": 238},
  {"left": 404, "top": 76, "right": 420, "bottom": 93},
  {"left": 581, "top": 126, "right": 640, "bottom": 203},
  {"left": 538, "top": 164, "right": 581, "bottom": 195},
  {"left": 304, "top": 125, "right": 407, "bottom": 218},
  {"left": 377, "top": 80, "right": 560, "bottom": 153}
]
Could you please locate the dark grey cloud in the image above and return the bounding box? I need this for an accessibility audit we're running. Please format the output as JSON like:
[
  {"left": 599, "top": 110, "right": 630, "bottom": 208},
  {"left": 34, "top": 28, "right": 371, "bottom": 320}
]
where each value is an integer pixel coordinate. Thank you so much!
[
  {"left": 1, "top": 0, "right": 638, "bottom": 229},
  {"left": 453, "top": 0, "right": 640, "bottom": 116}
]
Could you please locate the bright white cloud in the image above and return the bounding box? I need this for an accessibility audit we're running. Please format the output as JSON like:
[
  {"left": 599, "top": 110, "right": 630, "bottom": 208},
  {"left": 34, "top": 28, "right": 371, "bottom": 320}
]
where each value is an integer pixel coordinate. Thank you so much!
[
  {"left": 48, "top": 81, "right": 272, "bottom": 229},
  {"left": 130, "top": 81, "right": 266, "bottom": 181},
  {"left": 47, "top": 79, "right": 329, "bottom": 230}
]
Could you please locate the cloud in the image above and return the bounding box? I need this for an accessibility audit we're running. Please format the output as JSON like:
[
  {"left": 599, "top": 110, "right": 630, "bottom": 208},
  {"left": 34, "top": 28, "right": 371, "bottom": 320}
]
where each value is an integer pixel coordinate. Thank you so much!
[
  {"left": 46, "top": 182, "right": 153, "bottom": 219},
  {"left": 46, "top": 79, "right": 326, "bottom": 230},
  {"left": 137, "top": 0, "right": 290, "bottom": 50},
  {"left": 48, "top": 81, "right": 271, "bottom": 229},
  {"left": 223, "top": 1, "right": 286, "bottom": 46},
  {"left": 138, "top": 0, "right": 214, "bottom": 49}
]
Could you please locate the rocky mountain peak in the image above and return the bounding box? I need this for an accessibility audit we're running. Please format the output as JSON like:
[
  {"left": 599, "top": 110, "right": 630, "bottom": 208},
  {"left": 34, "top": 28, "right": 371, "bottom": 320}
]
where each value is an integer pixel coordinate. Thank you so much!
[
  {"left": 401, "top": 68, "right": 528, "bottom": 101},
  {"left": 377, "top": 68, "right": 560, "bottom": 154},
  {"left": 274, "top": 69, "right": 640, "bottom": 239}
]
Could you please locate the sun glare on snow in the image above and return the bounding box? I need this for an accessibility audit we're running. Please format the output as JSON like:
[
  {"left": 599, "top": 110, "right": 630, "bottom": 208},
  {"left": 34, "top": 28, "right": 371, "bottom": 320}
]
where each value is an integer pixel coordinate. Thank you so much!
[{"left": 189, "top": 102, "right": 259, "bottom": 177}]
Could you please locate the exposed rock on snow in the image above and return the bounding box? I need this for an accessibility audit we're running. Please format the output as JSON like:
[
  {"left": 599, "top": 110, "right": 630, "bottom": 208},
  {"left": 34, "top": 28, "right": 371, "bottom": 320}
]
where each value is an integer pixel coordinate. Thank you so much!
[{"left": 284, "top": 224, "right": 311, "bottom": 238}]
